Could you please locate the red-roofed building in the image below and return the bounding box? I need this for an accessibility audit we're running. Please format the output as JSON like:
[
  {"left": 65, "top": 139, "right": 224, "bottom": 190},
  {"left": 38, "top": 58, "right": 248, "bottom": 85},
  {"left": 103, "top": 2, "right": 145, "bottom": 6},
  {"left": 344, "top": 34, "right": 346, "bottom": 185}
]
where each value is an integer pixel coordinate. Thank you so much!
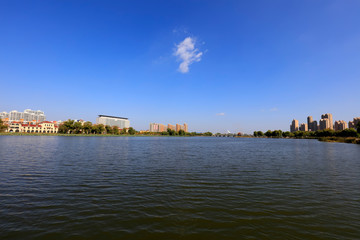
[{"left": 7, "top": 121, "right": 58, "bottom": 133}]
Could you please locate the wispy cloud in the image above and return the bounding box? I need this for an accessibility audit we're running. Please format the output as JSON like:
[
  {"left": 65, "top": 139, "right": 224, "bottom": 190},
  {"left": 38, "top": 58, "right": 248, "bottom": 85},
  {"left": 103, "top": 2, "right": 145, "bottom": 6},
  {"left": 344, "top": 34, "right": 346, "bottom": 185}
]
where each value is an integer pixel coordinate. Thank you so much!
[
  {"left": 216, "top": 113, "right": 225, "bottom": 116},
  {"left": 174, "top": 37, "right": 203, "bottom": 73},
  {"left": 261, "top": 107, "right": 279, "bottom": 112}
]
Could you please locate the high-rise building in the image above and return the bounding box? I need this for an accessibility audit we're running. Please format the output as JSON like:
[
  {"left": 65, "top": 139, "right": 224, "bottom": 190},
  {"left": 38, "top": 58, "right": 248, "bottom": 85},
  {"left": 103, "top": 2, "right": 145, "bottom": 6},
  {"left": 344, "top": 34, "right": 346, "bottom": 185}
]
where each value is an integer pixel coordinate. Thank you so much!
[
  {"left": 334, "top": 120, "right": 347, "bottom": 131},
  {"left": 167, "top": 124, "right": 175, "bottom": 131},
  {"left": 0, "top": 112, "right": 9, "bottom": 119},
  {"left": 150, "top": 123, "right": 168, "bottom": 132},
  {"left": 150, "top": 123, "right": 188, "bottom": 132},
  {"left": 184, "top": 123, "right": 188, "bottom": 132},
  {"left": 290, "top": 119, "right": 299, "bottom": 132},
  {"left": 149, "top": 123, "right": 159, "bottom": 132},
  {"left": 349, "top": 117, "right": 360, "bottom": 129},
  {"left": 353, "top": 117, "right": 359, "bottom": 128},
  {"left": 319, "top": 118, "right": 330, "bottom": 130},
  {"left": 311, "top": 120, "right": 318, "bottom": 131},
  {"left": 96, "top": 115, "right": 130, "bottom": 129},
  {"left": 321, "top": 113, "right": 333, "bottom": 130},
  {"left": 300, "top": 123, "right": 308, "bottom": 132},
  {"left": 3, "top": 109, "right": 46, "bottom": 122},
  {"left": 159, "top": 124, "right": 167, "bottom": 132},
  {"left": 307, "top": 116, "right": 313, "bottom": 131}
]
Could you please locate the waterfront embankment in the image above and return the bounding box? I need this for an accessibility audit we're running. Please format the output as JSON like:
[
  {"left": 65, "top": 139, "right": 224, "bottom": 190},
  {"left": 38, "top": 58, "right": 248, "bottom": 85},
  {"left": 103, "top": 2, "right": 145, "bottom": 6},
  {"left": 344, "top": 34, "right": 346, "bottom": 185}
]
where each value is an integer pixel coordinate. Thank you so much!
[{"left": 0, "top": 133, "right": 193, "bottom": 137}]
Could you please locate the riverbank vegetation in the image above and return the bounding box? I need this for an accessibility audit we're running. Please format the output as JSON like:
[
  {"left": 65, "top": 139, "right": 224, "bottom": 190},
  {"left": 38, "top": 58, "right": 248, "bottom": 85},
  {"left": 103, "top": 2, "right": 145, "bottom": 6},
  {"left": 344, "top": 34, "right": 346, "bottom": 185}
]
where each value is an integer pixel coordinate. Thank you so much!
[
  {"left": 0, "top": 119, "right": 213, "bottom": 137},
  {"left": 0, "top": 119, "right": 7, "bottom": 132},
  {"left": 254, "top": 122, "right": 360, "bottom": 144}
]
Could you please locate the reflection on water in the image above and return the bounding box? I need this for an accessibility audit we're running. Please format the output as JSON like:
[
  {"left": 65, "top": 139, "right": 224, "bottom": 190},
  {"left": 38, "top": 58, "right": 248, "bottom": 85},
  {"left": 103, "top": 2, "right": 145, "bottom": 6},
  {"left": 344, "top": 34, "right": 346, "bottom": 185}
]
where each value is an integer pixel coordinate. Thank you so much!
[{"left": 0, "top": 136, "right": 360, "bottom": 239}]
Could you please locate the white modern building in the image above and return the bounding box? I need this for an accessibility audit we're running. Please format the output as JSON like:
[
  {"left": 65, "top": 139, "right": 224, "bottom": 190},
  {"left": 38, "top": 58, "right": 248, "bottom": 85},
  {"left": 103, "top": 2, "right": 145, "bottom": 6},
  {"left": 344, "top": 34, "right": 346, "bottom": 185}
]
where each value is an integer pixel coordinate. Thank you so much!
[
  {"left": 96, "top": 115, "right": 130, "bottom": 129},
  {"left": 1, "top": 109, "right": 46, "bottom": 122}
]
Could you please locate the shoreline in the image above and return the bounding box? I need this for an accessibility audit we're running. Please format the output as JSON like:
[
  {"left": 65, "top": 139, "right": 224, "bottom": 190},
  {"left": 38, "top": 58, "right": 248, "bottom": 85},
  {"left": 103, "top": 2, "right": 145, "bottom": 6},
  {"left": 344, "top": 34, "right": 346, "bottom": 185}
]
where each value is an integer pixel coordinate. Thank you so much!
[
  {"left": 1, "top": 133, "right": 360, "bottom": 144},
  {"left": 0, "top": 133, "right": 194, "bottom": 137},
  {"left": 249, "top": 136, "right": 360, "bottom": 144}
]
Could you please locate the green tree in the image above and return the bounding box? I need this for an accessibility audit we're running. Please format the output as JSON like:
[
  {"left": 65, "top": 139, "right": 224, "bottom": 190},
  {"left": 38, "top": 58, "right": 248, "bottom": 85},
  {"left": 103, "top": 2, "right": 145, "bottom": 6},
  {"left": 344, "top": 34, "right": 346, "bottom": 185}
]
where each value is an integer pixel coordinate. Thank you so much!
[
  {"left": 128, "top": 127, "right": 136, "bottom": 135},
  {"left": 112, "top": 126, "right": 120, "bottom": 135},
  {"left": 73, "top": 122, "right": 83, "bottom": 134},
  {"left": 167, "top": 128, "right": 176, "bottom": 136},
  {"left": 161, "top": 131, "right": 169, "bottom": 135},
  {"left": 58, "top": 124, "right": 67, "bottom": 134},
  {"left": 315, "top": 129, "right": 335, "bottom": 137},
  {"left": 92, "top": 124, "right": 105, "bottom": 134},
  {"left": 356, "top": 122, "right": 360, "bottom": 134},
  {"left": 178, "top": 130, "right": 185, "bottom": 136},
  {"left": 282, "top": 131, "right": 291, "bottom": 138},
  {"left": 257, "top": 131, "right": 264, "bottom": 137},
  {"left": 271, "top": 130, "right": 282, "bottom": 138},
  {"left": 336, "top": 128, "right": 358, "bottom": 137},
  {"left": 253, "top": 131, "right": 258, "bottom": 137},
  {"left": 105, "top": 125, "right": 113, "bottom": 134},
  {"left": 83, "top": 121, "right": 92, "bottom": 134},
  {"left": 265, "top": 130, "right": 272, "bottom": 137},
  {"left": 203, "top": 132, "right": 213, "bottom": 136},
  {"left": 120, "top": 128, "right": 127, "bottom": 134},
  {"left": 62, "top": 119, "right": 75, "bottom": 134},
  {"left": 0, "top": 119, "right": 8, "bottom": 132}
]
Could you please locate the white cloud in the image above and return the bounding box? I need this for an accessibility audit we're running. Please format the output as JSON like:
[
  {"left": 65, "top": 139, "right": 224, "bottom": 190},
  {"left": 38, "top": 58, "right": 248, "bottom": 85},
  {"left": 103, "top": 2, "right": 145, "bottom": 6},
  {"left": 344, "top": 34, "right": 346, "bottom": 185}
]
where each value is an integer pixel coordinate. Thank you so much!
[
  {"left": 174, "top": 37, "right": 203, "bottom": 73},
  {"left": 216, "top": 113, "right": 225, "bottom": 116}
]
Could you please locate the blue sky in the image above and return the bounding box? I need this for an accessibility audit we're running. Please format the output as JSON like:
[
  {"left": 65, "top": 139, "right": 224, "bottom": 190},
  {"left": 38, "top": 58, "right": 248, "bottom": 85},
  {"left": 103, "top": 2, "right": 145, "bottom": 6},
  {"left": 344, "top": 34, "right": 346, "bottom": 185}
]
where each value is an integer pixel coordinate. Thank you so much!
[{"left": 1, "top": 0, "right": 359, "bottom": 133}]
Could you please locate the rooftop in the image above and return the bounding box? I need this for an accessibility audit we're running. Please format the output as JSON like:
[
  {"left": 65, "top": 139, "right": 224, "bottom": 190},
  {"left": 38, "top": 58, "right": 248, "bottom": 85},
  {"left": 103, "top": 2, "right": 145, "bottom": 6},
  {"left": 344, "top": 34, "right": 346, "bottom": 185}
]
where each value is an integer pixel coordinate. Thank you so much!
[{"left": 98, "top": 115, "right": 128, "bottom": 120}]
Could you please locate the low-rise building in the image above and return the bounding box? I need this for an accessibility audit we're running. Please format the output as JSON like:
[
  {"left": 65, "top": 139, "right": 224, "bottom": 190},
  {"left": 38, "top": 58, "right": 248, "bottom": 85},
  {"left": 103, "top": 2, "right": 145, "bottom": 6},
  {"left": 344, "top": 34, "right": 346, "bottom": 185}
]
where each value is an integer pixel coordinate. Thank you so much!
[{"left": 7, "top": 121, "right": 58, "bottom": 133}]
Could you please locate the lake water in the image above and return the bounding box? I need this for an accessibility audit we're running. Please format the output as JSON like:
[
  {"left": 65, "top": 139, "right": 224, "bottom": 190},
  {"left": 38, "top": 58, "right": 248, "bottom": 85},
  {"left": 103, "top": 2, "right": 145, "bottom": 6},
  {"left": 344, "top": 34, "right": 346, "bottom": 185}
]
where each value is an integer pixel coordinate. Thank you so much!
[{"left": 0, "top": 136, "right": 359, "bottom": 239}]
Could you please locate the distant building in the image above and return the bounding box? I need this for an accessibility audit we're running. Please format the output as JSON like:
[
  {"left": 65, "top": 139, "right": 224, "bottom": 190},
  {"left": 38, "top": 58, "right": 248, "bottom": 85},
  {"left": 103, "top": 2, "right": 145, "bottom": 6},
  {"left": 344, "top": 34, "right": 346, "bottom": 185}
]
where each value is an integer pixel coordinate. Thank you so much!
[
  {"left": 307, "top": 116, "right": 318, "bottom": 131},
  {"left": 1, "top": 109, "right": 46, "bottom": 122},
  {"left": 159, "top": 124, "right": 167, "bottom": 132},
  {"left": 307, "top": 116, "right": 313, "bottom": 131},
  {"left": 0, "top": 112, "right": 9, "bottom": 119},
  {"left": 149, "top": 123, "right": 167, "bottom": 132},
  {"left": 149, "top": 123, "right": 188, "bottom": 132},
  {"left": 349, "top": 117, "right": 360, "bottom": 129},
  {"left": 321, "top": 113, "right": 333, "bottom": 130},
  {"left": 167, "top": 124, "right": 175, "bottom": 131},
  {"left": 290, "top": 119, "right": 299, "bottom": 132},
  {"left": 334, "top": 120, "right": 347, "bottom": 131},
  {"left": 300, "top": 123, "right": 308, "bottom": 132},
  {"left": 96, "top": 115, "right": 130, "bottom": 129},
  {"left": 311, "top": 120, "right": 318, "bottom": 131},
  {"left": 319, "top": 118, "right": 330, "bottom": 130}
]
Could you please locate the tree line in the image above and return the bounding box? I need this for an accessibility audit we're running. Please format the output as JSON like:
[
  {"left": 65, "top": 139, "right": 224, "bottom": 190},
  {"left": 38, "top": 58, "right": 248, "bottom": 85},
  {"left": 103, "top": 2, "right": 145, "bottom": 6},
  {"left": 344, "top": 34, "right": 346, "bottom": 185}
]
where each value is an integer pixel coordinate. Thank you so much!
[
  {"left": 58, "top": 120, "right": 136, "bottom": 135},
  {"left": 254, "top": 122, "right": 360, "bottom": 138},
  {"left": 58, "top": 119, "right": 213, "bottom": 136},
  {"left": 0, "top": 119, "right": 7, "bottom": 132}
]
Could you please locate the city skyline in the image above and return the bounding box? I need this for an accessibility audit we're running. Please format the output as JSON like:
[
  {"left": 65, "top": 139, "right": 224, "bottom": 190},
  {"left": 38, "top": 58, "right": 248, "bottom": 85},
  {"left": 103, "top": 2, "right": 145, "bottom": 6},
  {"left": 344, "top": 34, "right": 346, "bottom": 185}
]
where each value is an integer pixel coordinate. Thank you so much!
[
  {"left": 1, "top": 1, "right": 360, "bottom": 133},
  {"left": 290, "top": 113, "right": 359, "bottom": 133}
]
